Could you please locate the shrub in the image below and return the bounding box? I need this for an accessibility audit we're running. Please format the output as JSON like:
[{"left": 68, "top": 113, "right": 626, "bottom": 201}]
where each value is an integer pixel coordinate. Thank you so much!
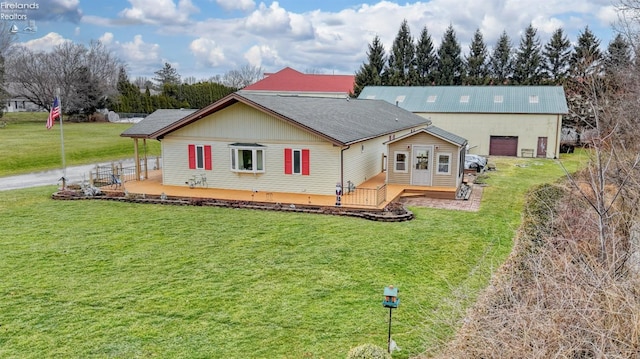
[{"left": 346, "top": 343, "right": 390, "bottom": 359}]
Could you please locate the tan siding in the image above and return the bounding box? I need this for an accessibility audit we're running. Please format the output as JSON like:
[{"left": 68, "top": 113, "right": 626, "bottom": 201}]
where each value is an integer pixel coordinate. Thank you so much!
[
  {"left": 387, "top": 131, "right": 462, "bottom": 187},
  {"left": 162, "top": 138, "right": 341, "bottom": 195},
  {"left": 417, "top": 113, "right": 560, "bottom": 158},
  {"left": 172, "top": 103, "right": 325, "bottom": 143}
]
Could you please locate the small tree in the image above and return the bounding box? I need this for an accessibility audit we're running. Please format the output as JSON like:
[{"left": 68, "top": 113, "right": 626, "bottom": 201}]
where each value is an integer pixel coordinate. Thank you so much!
[
  {"left": 542, "top": 28, "right": 572, "bottom": 84},
  {"left": 353, "top": 35, "right": 386, "bottom": 96},
  {"left": 222, "top": 64, "right": 263, "bottom": 89},
  {"left": 435, "top": 24, "right": 463, "bottom": 85},
  {"left": 513, "top": 24, "right": 543, "bottom": 85},
  {"left": 384, "top": 19, "right": 417, "bottom": 86},
  {"left": 489, "top": 31, "right": 514, "bottom": 84},
  {"left": 153, "top": 62, "right": 181, "bottom": 88},
  {"left": 465, "top": 28, "right": 489, "bottom": 85},
  {"left": 415, "top": 26, "right": 437, "bottom": 85}
]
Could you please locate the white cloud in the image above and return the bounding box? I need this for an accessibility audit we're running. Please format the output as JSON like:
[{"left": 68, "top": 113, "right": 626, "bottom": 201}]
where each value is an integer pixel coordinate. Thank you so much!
[
  {"left": 119, "top": 0, "right": 199, "bottom": 25},
  {"left": 244, "top": 2, "right": 291, "bottom": 32},
  {"left": 120, "top": 35, "right": 161, "bottom": 63},
  {"left": 58, "top": 0, "right": 621, "bottom": 79},
  {"left": 189, "top": 38, "right": 226, "bottom": 66},
  {"left": 98, "top": 33, "right": 162, "bottom": 76},
  {"left": 20, "top": 32, "right": 70, "bottom": 52},
  {"left": 244, "top": 45, "right": 280, "bottom": 68},
  {"left": 216, "top": 0, "right": 255, "bottom": 12}
]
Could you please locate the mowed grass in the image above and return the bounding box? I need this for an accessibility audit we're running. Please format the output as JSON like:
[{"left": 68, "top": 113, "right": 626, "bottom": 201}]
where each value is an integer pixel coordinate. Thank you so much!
[
  {"left": 0, "top": 149, "right": 587, "bottom": 358},
  {"left": 0, "top": 112, "right": 160, "bottom": 176}
]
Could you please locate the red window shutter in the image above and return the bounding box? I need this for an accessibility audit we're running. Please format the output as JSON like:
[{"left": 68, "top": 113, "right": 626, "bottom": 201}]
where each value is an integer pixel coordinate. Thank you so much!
[
  {"left": 284, "top": 148, "right": 292, "bottom": 174},
  {"left": 204, "top": 145, "right": 212, "bottom": 170},
  {"left": 188, "top": 144, "right": 196, "bottom": 169},
  {"left": 302, "top": 149, "right": 310, "bottom": 175}
]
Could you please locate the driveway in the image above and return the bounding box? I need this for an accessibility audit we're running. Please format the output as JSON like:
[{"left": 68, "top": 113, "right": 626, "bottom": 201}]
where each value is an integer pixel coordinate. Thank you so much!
[{"left": 0, "top": 158, "right": 136, "bottom": 191}]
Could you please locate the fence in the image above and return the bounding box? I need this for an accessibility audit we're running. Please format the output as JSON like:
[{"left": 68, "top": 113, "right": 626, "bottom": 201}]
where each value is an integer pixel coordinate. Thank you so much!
[
  {"left": 90, "top": 157, "right": 161, "bottom": 187},
  {"left": 340, "top": 184, "right": 387, "bottom": 208}
]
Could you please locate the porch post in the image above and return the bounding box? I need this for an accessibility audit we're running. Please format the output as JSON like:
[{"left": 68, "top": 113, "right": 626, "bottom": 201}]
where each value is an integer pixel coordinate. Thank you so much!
[
  {"left": 134, "top": 138, "right": 141, "bottom": 181},
  {"left": 143, "top": 138, "right": 148, "bottom": 180}
]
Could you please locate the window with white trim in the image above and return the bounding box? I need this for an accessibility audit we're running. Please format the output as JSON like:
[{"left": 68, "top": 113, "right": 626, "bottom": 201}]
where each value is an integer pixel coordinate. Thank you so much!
[
  {"left": 437, "top": 153, "right": 452, "bottom": 175},
  {"left": 230, "top": 144, "right": 265, "bottom": 173},
  {"left": 394, "top": 151, "right": 408, "bottom": 173}
]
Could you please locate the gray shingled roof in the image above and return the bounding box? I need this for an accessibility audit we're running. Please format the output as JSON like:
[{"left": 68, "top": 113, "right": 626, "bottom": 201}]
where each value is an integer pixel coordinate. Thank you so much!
[
  {"left": 239, "top": 93, "right": 431, "bottom": 145},
  {"left": 123, "top": 93, "right": 432, "bottom": 145},
  {"left": 424, "top": 125, "right": 467, "bottom": 146},
  {"left": 121, "top": 109, "right": 197, "bottom": 138},
  {"left": 358, "top": 86, "right": 568, "bottom": 114},
  {"left": 386, "top": 125, "right": 467, "bottom": 147}
]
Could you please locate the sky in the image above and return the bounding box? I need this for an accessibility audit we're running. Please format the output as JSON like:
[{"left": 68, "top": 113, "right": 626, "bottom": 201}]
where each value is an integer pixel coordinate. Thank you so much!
[{"left": 1, "top": 0, "right": 623, "bottom": 81}]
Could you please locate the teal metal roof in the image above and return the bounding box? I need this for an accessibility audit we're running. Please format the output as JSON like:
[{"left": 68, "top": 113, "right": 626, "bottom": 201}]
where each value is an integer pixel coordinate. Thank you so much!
[{"left": 358, "top": 86, "right": 568, "bottom": 114}]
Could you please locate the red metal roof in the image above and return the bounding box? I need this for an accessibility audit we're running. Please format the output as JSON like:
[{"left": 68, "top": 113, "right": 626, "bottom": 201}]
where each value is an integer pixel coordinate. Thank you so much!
[{"left": 242, "top": 67, "right": 355, "bottom": 94}]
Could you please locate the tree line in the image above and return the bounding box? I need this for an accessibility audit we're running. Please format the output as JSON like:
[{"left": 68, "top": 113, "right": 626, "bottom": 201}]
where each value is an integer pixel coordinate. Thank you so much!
[
  {"left": 354, "top": 20, "right": 634, "bottom": 131},
  {"left": 355, "top": 20, "right": 631, "bottom": 94},
  {"left": 1, "top": 33, "right": 258, "bottom": 118}
]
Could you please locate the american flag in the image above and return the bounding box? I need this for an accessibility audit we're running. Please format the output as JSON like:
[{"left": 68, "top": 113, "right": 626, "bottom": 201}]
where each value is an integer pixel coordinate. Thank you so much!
[{"left": 46, "top": 97, "right": 60, "bottom": 129}]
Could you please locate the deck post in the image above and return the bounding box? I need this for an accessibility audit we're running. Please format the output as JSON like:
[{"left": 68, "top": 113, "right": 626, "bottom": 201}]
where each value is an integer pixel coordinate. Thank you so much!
[{"left": 134, "top": 138, "right": 140, "bottom": 181}]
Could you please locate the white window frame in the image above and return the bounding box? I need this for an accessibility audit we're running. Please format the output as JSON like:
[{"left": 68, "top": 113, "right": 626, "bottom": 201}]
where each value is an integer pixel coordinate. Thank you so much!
[
  {"left": 436, "top": 152, "right": 452, "bottom": 175},
  {"left": 230, "top": 145, "right": 265, "bottom": 173},
  {"left": 394, "top": 151, "right": 409, "bottom": 173},
  {"left": 292, "top": 149, "right": 302, "bottom": 175},
  {"left": 195, "top": 145, "right": 205, "bottom": 170}
]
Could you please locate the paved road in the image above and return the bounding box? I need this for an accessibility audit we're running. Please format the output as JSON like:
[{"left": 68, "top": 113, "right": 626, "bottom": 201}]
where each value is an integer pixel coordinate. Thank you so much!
[{"left": 0, "top": 158, "right": 136, "bottom": 191}]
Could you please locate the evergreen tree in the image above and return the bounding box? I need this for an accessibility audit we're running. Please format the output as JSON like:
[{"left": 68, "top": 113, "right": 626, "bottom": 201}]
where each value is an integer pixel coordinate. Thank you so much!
[
  {"left": 384, "top": 19, "right": 417, "bottom": 86},
  {"left": 570, "top": 26, "right": 602, "bottom": 78},
  {"left": 513, "top": 24, "right": 543, "bottom": 85},
  {"left": 353, "top": 35, "right": 386, "bottom": 96},
  {"left": 465, "top": 28, "right": 489, "bottom": 85},
  {"left": 542, "top": 28, "right": 572, "bottom": 84},
  {"left": 153, "top": 62, "right": 181, "bottom": 88},
  {"left": 605, "top": 33, "right": 632, "bottom": 72},
  {"left": 415, "top": 26, "right": 437, "bottom": 85},
  {"left": 436, "top": 24, "right": 463, "bottom": 85},
  {"left": 489, "top": 31, "right": 514, "bottom": 84}
]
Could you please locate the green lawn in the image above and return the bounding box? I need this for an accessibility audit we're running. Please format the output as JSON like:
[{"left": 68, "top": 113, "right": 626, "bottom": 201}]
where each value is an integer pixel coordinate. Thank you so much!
[
  {"left": 0, "top": 150, "right": 587, "bottom": 358},
  {"left": 0, "top": 112, "right": 160, "bottom": 176}
]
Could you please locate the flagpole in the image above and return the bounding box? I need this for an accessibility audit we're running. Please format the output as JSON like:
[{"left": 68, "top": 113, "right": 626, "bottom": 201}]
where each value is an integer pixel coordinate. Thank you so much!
[{"left": 57, "top": 88, "right": 67, "bottom": 188}]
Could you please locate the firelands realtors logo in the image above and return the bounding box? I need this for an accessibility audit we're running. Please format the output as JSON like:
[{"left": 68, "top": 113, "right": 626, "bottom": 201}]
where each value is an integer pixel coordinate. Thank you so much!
[{"left": 1, "top": 2, "right": 39, "bottom": 34}]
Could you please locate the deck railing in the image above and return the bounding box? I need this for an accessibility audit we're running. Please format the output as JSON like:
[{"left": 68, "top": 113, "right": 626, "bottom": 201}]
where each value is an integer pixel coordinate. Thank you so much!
[
  {"left": 341, "top": 184, "right": 387, "bottom": 207},
  {"left": 90, "top": 157, "right": 161, "bottom": 186}
]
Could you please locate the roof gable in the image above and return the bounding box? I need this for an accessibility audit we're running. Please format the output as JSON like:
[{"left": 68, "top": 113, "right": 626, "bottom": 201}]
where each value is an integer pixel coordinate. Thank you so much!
[
  {"left": 386, "top": 125, "right": 468, "bottom": 147},
  {"left": 124, "top": 92, "right": 431, "bottom": 145},
  {"left": 242, "top": 67, "right": 355, "bottom": 94},
  {"left": 358, "top": 86, "right": 568, "bottom": 114}
]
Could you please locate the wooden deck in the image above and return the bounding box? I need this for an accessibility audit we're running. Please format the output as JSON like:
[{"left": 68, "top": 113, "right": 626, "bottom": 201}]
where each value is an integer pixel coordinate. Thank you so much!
[{"left": 113, "top": 171, "right": 458, "bottom": 210}]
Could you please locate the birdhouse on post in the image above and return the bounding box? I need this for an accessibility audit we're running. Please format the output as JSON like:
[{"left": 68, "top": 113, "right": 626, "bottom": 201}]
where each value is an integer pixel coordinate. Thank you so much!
[{"left": 382, "top": 285, "right": 399, "bottom": 308}]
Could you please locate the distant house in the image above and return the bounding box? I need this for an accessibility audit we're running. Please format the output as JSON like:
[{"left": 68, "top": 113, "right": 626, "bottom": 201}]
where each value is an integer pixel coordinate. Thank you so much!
[
  {"left": 359, "top": 86, "right": 568, "bottom": 158},
  {"left": 240, "top": 67, "right": 355, "bottom": 98},
  {"left": 4, "top": 83, "right": 43, "bottom": 113},
  {"left": 122, "top": 92, "right": 470, "bottom": 199}
]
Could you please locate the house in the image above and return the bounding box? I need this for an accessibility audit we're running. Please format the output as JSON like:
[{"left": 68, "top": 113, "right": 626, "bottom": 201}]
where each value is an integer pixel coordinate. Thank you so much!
[
  {"left": 240, "top": 67, "right": 355, "bottom": 98},
  {"left": 386, "top": 126, "right": 467, "bottom": 195},
  {"left": 4, "top": 83, "right": 44, "bottom": 112},
  {"left": 358, "top": 86, "right": 568, "bottom": 159},
  {"left": 121, "top": 92, "right": 469, "bottom": 201}
]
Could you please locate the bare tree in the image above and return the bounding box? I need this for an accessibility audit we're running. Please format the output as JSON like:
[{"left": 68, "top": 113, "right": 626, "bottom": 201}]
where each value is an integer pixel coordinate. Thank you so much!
[
  {"left": 0, "top": 22, "right": 17, "bottom": 117},
  {"left": 6, "top": 41, "right": 120, "bottom": 117},
  {"left": 222, "top": 64, "right": 263, "bottom": 89}
]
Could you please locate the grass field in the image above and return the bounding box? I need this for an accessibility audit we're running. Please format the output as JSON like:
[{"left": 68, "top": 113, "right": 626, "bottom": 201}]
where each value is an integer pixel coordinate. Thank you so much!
[
  {"left": 0, "top": 112, "right": 160, "bottom": 176},
  {"left": 0, "top": 143, "right": 587, "bottom": 358}
]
